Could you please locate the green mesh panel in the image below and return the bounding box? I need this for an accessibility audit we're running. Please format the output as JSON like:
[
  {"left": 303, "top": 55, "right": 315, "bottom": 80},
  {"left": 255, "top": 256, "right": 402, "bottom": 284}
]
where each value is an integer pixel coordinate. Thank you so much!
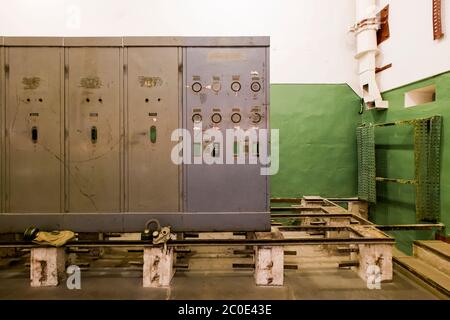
[
  {"left": 357, "top": 124, "right": 376, "bottom": 203},
  {"left": 414, "top": 116, "right": 442, "bottom": 222},
  {"left": 357, "top": 116, "right": 442, "bottom": 221}
]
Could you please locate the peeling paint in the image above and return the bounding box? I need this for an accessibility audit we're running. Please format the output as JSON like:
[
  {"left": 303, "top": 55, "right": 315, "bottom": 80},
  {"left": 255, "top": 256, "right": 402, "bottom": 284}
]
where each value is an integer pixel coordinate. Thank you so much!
[
  {"left": 22, "top": 76, "right": 41, "bottom": 90},
  {"left": 80, "top": 77, "right": 102, "bottom": 89},
  {"left": 138, "top": 76, "right": 163, "bottom": 88}
]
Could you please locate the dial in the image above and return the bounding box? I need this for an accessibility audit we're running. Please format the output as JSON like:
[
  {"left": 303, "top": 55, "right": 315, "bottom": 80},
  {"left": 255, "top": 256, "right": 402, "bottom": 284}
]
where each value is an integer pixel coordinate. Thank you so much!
[
  {"left": 231, "top": 81, "right": 241, "bottom": 92},
  {"left": 231, "top": 113, "right": 242, "bottom": 124},
  {"left": 192, "top": 113, "right": 202, "bottom": 123},
  {"left": 251, "top": 81, "right": 261, "bottom": 92},
  {"left": 192, "top": 82, "right": 202, "bottom": 93},
  {"left": 211, "top": 113, "right": 222, "bottom": 124},
  {"left": 251, "top": 112, "right": 262, "bottom": 124}
]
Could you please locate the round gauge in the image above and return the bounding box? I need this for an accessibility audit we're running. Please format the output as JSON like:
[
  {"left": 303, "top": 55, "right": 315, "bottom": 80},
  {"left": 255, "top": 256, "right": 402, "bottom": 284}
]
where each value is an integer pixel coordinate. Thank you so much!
[
  {"left": 211, "top": 82, "right": 221, "bottom": 93},
  {"left": 231, "top": 113, "right": 242, "bottom": 124},
  {"left": 192, "top": 82, "right": 202, "bottom": 93},
  {"left": 251, "top": 112, "right": 262, "bottom": 124},
  {"left": 211, "top": 113, "right": 222, "bottom": 124},
  {"left": 231, "top": 81, "right": 241, "bottom": 92},
  {"left": 192, "top": 113, "right": 202, "bottom": 123},
  {"left": 251, "top": 81, "right": 261, "bottom": 92}
]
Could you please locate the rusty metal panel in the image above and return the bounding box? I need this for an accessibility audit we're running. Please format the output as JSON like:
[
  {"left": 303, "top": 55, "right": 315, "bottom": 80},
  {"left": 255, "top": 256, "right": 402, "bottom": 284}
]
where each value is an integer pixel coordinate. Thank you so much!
[
  {"left": 5, "top": 47, "right": 64, "bottom": 212},
  {"left": 433, "top": 0, "right": 444, "bottom": 40},
  {"left": 377, "top": 5, "right": 390, "bottom": 45},
  {"left": 126, "top": 47, "right": 180, "bottom": 211},
  {"left": 184, "top": 47, "right": 269, "bottom": 213},
  {"left": 67, "top": 47, "right": 122, "bottom": 212}
]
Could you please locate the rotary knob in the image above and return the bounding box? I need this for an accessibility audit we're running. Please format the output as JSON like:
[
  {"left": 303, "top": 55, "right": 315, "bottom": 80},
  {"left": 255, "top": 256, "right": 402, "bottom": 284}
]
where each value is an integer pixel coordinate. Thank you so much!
[
  {"left": 251, "top": 81, "right": 261, "bottom": 92},
  {"left": 251, "top": 112, "right": 262, "bottom": 124},
  {"left": 192, "top": 113, "right": 202, "bottom": 123},
  {"left": 192, "top": 82, "right": 202, "bottom": 93},
  {"left": 231, "top": 113, "right": 242, "bottom": 124},
  {"left": 231, "top": 81, "right": 241, "bottom": 92},
  {"left": 211, "top": 113, "right": 222, "bottom": 124}
]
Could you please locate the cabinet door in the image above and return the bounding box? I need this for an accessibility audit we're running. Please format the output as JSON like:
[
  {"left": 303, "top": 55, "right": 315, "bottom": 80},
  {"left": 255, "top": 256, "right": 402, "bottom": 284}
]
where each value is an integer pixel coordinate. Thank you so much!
[
  {"left": 185, "top": 47, "right": 268, "bottom": 212},
  {"left": 67, "top": 47, "right": 121, "bottom": 212},
  {"left": 127, "top": 47, "right": 180, "bottom": 211},
  {"left": 6, "top": 47, "right": 63, "bottom": 212}
]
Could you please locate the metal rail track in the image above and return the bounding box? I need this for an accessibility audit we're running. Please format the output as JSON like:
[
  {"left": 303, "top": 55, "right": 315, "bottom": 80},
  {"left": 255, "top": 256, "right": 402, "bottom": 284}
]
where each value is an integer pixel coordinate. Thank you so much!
[
  {"left": 0, "top": 197, "right": 440, "bottom": 248},
  {"left": 0, "top": 237, "right": 394, "bottom": 248}
]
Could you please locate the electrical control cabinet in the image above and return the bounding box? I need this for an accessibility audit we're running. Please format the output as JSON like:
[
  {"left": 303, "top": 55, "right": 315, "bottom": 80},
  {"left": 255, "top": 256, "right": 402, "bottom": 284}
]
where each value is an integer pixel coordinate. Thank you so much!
[
  {"left": 184, "top": 47, "right": 269, "bottom": 213},
  {"left": 0, "top": 37, "right": 270, "bottom": 233}
]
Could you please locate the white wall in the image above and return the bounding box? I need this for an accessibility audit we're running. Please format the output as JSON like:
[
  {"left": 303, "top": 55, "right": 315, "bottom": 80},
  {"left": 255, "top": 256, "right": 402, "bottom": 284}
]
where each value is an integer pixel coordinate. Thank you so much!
[
  {"left": 376, "top": 0, "right": 450, "bottom": 92},
  {"left": 0, "top": 0, "right": 358, "bottom": 89}
]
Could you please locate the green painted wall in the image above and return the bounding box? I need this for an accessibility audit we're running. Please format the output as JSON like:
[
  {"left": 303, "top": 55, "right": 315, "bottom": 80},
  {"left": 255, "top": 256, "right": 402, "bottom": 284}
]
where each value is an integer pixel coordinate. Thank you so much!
[
  {"left": 270, "top": 84, "right": 361, "bottom": 198},
  {"left": 361, "top": 71, "right": 450, "bottom": 254}
]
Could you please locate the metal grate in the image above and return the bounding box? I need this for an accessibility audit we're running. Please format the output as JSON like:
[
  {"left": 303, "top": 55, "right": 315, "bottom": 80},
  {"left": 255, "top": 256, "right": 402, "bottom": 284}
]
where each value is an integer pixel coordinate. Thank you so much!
[
  {"left": 414, "top": 116, "right": 442, "bottom": 221},
  {"left": 357, "top": 116, "right": 442, "bottom": 221},
  {"left": 357, "top": 124, "right": 376, "bottom": 203}
]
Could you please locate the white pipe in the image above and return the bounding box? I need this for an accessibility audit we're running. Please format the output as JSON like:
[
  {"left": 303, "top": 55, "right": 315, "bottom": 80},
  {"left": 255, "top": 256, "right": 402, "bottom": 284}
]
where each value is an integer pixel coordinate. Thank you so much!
[{"left": 351, "top": 0, "right": 388, "bottom": 109}]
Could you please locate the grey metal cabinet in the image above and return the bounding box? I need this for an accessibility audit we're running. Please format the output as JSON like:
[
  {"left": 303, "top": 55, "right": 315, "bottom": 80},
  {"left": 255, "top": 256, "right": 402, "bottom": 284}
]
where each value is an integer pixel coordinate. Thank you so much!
[
  {"left": 0, "top": 37, "right": 270, "bottom": 232},
  {"left": 66, "top": 46, "right": 122, "bottom": 212},
  {"left": 126, "top": 47, "right": 180, "bottom": 212},
  {"left": 184, "top": 47, "right": 269, "bottom": 213},
  {"left": 4, "top": 45, "right": 64, "bottom": 212}
]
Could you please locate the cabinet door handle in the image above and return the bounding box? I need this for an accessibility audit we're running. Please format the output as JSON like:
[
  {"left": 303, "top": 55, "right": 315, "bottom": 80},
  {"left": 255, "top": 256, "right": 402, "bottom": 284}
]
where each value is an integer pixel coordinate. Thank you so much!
[
  {"left": 150, "top": 126, "right": 157, "bottom": 143},
  {"left": 91, "top": 126, "right": 97, "bottom": 144},
  {"left": 31, "top": 126, "right": 38, "bottom": 143}
]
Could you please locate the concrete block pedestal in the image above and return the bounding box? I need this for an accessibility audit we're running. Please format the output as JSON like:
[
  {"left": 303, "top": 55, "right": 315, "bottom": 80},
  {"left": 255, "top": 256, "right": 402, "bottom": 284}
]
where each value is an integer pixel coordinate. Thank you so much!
[
  {"left": 254, "top": 228, "right": 284, "bottom": 286},
  {"left": 143, "top": 246, "right": 175, "bottom": 288},
  {"left": 30, "top": 247, "right": 66, "bottom": 287}
]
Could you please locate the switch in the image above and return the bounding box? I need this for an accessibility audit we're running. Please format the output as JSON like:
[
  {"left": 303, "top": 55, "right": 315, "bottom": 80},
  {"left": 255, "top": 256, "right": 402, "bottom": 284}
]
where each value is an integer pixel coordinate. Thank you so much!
[
  {"left": 251, "top": 81, "right": 261, "bottom": 92},
  {"left": 31, "top": 126, "right": 38, "bottom": 143},
  {"left": 231, "top": 113, "right": 241, "bottom": 124},
  {"left": 192, "top": 113, "right": 202, "bottom": 123},
  {"left": 251, "top": 112, "right": 262, "bottom": 124},
  {"left": 192, "top": 82, "right": 202, "bottom": 93},
  {"left": 231, "top": 81, "right": 241, "bottom": 92},
  {"left": 91, "top": 126, "right": 98, "bottom": 144},
  {"left": 150, "top": 126, "right": 157, "bottom": 143},
  {"left": 211, "top": 113, "right": 222, "bottom": 124}
]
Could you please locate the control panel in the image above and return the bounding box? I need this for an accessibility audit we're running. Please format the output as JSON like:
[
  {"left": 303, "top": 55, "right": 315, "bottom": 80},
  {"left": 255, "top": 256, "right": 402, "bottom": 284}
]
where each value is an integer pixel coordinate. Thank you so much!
[{"left": 184, "top": 47, "right": 269, "bottom": 213}]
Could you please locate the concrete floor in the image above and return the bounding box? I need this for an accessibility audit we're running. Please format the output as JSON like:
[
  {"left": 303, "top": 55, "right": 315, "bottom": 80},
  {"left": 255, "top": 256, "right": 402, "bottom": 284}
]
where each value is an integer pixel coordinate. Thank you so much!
[{"left": 0, "top": 268, "right": 438, "bottom": 300}]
